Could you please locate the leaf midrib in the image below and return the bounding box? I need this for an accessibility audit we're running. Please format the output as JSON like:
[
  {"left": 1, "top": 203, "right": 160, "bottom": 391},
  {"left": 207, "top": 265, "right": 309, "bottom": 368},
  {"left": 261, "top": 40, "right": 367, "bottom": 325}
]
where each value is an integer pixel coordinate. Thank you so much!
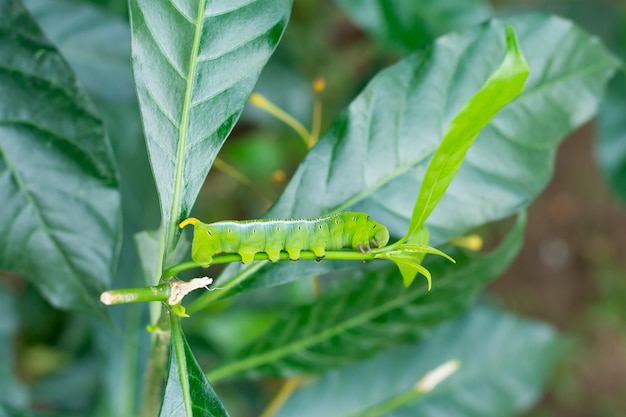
[
  {"left": 206, "top": 287, "right": 426, "bottom": 381},
  {"left": 165, "top": 1, "right": 206, "bottom": 257},
  {"left": 0, "top": 135, "right": 95, "bottom": 308},
  {"left": 330, "top": 60, "right": 614, "bottom": 216}
]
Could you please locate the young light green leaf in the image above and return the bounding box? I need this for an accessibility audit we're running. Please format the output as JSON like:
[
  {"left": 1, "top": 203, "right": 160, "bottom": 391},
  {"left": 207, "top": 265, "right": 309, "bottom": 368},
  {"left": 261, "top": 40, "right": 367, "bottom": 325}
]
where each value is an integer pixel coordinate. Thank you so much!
[
  {"left": 192, "top": 15, "right": 619, "bottom": 310},
  {"left": 129, "top": 0, "right": 292, "bottom": 256},
  {"left": 275, "top": 303, "right": 561, "bottom": 417},
  {"left": 160, "top": 317, "right": 230, "bottom": 417},
  {"left": 407, "top": 24, "right": 529, "bottom": 236},
  {"left": 205, "top": 214, "right": 524, "bottom": 380},
  {"left": 0, "top": 0, "right": 121, "bottom": 314},
  {"left": 392, "top": 226, "right": 431, "bottom": 287}
]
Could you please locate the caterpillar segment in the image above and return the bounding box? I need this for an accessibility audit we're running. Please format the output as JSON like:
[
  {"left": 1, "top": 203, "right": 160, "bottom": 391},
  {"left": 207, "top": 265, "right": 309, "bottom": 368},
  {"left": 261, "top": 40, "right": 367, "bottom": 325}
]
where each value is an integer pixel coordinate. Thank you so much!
[{"left": 179, "top": 212, "right": 390, "bottom": 267}]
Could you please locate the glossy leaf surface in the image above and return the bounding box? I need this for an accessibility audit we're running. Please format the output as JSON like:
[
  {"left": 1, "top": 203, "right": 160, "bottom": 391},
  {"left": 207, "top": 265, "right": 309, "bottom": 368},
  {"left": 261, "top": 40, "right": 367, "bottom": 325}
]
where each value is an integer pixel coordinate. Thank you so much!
[
  {"left": 129, "top": 0, "right": 292, "bottom": 251},
  {"left": 275, "top": 304, "right": 561, "bottom": 417},
  {"left": 0, "top": 0, "right": 121, "bottom": 313},
  {"left": 159, "top": 320, "right": 229, "bottom": 417}
]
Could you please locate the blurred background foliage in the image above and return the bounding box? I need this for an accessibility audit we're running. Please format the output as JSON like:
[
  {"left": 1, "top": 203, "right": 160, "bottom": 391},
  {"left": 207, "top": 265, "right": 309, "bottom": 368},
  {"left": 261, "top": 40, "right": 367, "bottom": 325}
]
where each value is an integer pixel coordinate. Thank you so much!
[{"left": 2, "top": 0, "right": 625, "bottom": 416}]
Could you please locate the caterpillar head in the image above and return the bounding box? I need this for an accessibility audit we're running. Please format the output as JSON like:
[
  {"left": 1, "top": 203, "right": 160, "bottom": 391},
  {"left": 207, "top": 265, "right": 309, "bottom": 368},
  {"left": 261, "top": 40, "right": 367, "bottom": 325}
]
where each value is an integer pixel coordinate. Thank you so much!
[
  {"left": 180, "top": 218, "right": 221, "bottom": 266},
  {"left": 368, "top": 219, "right": 390, "bottom": 248}
]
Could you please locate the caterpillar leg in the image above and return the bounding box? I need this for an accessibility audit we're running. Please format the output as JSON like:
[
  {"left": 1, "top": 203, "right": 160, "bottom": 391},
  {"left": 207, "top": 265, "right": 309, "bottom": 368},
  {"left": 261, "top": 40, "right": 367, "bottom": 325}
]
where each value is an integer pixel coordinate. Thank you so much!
[
  {"left": 266, "top": 249, "right": 281, "bottom": 262},
  {"left": 238, "top": 247, "right": 258, "bottom": 264},
  {"left": 311, "top": 246, "right": 326, "bottom": 263},
  {"left": 357, "top": 242, "right": 373, "bottom": 255},
  {"left": 286, "top": 248, "right": 301, "bottom": 262}
]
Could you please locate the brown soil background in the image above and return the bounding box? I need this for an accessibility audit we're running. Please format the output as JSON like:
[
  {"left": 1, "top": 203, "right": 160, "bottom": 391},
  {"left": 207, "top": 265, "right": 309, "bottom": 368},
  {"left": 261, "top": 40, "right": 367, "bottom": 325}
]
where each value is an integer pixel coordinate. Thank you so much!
[{"left": 489, "top": 124, "right": 626, "bottom": 416}]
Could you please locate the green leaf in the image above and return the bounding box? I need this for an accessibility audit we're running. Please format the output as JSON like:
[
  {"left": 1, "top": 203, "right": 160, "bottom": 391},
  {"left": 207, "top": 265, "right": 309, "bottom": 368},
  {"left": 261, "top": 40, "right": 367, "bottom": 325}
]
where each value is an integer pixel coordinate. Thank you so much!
[
  {"left": 0, "top": 284, "right": 28, "bottom": 409},
  {"left": 407, "top": 24, "right": 528, "bottom": 236},
  {"left": 129, "top": 0, "right": 292, "bottom": 254},
  {"left": 205, "top": 214, "right": 524, "bottom": 380},
  {"left": 391, "top": 226, "right": 431, "bottom": 287},
  {"left": 597, "top": 70, "right": 626, "bottom": 202},
  {"left": 336, "top": 0, "right": 491, "bottom": 51},
  {"left": 0, "top": 0, "right": 121, "bottom": 313},
  {"left": 23, "top": 0, "right": 135, "bottom": 103},
  {"left": 275, "top": 303, "right": 562, "bottom": 417},
  {"left": 160, "top": 316, "right": 230, "bottom": 417},
  {"left": 193, "top": 14, "right": 618, "bottom": 309}
]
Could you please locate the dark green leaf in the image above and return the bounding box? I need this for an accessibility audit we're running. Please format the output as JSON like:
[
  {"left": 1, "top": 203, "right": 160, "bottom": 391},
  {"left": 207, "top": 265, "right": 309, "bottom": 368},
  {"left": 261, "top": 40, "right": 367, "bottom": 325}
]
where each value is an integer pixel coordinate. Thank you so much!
[
  {"left": 336, "top": 0, "right": 491, "bottom": 51},
  {"left": 23, "top": 0, "right": 135, "bottom": 103},
  {"left": 160, "top": 318, "right": 229, "bottom": 417},
  {"left": 0, "top": 284, "right": 27, "bottom": 408},
  {"left": 596, "top": 9, "right": 626, "bottom": 201},
  {"left": 275, "top": 303, "right": 561, "bottom": 417},
  {"left": 596, "top": 66, "right": 626, "bottom": 201},
  {"left": 24, "top": 0, "right": 160, "bottom": 233},
  {"left": 129, "top": 0, "right": 292, "bottom": 251},
  {"left": 0, "top": 0, "right": 121, "bottom": 313},
  {"left": 206, "top": 214, "right": 525, "bottom": 380},
  {"left": 194, "top": 15, "right": 618, "bottom": 308}
]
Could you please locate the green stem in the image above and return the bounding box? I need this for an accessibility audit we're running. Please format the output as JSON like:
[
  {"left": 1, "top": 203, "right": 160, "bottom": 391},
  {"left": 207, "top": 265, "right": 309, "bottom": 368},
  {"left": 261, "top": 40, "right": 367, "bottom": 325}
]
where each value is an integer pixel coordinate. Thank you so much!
[
  {"left": 183, "top": 240, "right": 437, "bottom": 313},
  {"left": 163, "top": 261, "right": 202, "bottom": 280},
  {"left": 170, "top": 314, "right": 193, "bottom": 417},
  {"left": 249, "top": 93, "right": 312, "bottom": 146},
  {"left": 184, "top": 248, "right": 382, "bottom": 313},
  {"left": 165, "top": 249, "right": 378, "bottom": 279},
  {"left": 100, "top": 284, "right": 170, "bottom": 305},
  {"left": 142, "top": 307, "right": 171, "bottom": 417}
]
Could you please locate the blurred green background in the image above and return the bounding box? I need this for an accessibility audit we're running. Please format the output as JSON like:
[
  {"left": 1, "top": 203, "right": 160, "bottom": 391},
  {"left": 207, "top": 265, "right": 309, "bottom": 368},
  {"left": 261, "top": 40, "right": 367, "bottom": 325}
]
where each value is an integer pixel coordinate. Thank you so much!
[{"left": 3, "top": 0, "right": 625, "bottom": 416}]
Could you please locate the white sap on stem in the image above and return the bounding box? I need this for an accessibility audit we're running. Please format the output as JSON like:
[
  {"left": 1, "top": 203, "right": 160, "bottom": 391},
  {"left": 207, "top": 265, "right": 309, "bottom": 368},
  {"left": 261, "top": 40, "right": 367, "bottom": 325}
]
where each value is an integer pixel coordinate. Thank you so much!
[{"left": 168, "top": 276, "right": 214, "bottom": 305}]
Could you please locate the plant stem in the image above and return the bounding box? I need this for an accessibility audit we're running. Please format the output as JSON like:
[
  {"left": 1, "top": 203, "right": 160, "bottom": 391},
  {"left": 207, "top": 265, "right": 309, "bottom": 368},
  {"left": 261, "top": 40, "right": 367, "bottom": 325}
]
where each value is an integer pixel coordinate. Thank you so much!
[
  {"left": 309, "top": 77, "right": 325, "bottom": 148},
  {"left": 171, "top": 313, "right": 193, "bottom": 416},
  {"left": 142, "top": 307, "right": 171, "bottom": 417},
  {"left": 249, "top": 93, "right": 311, "bottom": 146},
  {"left": 100, "top": 284, "right": 170, "bottom": 305},
  {"left": 258, "top": 378, "right": 302, "bottom": 417}
]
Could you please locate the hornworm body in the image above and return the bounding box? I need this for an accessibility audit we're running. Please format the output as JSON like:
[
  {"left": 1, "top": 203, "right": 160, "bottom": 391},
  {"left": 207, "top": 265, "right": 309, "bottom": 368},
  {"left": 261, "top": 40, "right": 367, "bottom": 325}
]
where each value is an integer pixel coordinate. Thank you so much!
[{"left": 180, "top": 212, "right": 390, "bottom": 266}]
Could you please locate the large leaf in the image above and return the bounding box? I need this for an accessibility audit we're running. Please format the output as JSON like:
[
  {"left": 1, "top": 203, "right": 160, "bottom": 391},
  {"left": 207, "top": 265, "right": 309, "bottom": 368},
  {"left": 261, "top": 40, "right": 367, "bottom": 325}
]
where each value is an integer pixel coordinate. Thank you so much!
[
  {"left": 159, "top": 318, "right": 229, "bottom": 417},
  {"left": 22, "top": 0, "right": 135, "bottom": 103},
  {"left": 206, "top": 214, "right": 525, "bottom": 380},
  {"left": 129, "top": 0, "right": 292, "bottom": 252},
  {"left": 0, "top": 0, "right": 121, "bottom": 313},
  {"left": 275, "top": 303, "right": 561, "bottom": 417},
  {"left": 191, "top": 14, "right": 618, "bottom": 310},
  {"left": 336, "top": 0, "right": 491, "bottom": 51},
  {"left": 24, "top": 0, "right": 161, "bottom": 233}
]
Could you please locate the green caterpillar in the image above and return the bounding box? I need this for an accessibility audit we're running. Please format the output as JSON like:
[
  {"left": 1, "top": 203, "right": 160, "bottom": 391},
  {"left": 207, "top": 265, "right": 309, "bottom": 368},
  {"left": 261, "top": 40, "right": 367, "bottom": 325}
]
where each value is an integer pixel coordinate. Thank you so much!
[{"left": 179, "top": 212, "right": 390, "bottom": 266}]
